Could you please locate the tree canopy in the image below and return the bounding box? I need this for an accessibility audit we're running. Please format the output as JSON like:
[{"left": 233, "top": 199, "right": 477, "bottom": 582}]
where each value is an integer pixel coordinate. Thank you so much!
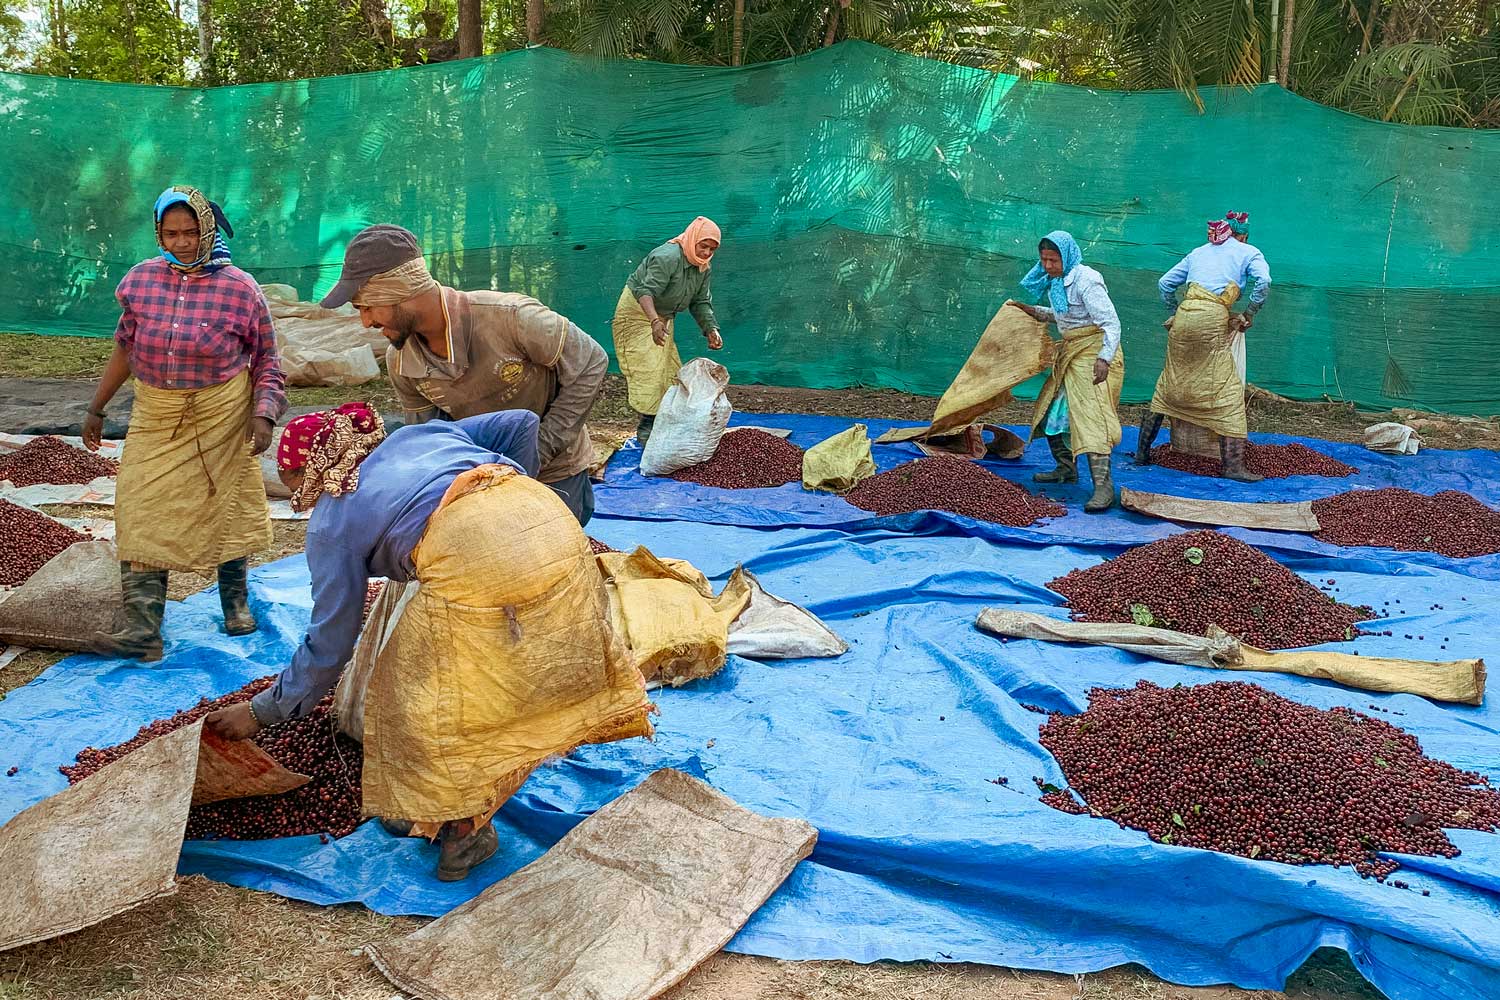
[{"left": 3, "top": 0, "right": 1497, "bottom": 127}]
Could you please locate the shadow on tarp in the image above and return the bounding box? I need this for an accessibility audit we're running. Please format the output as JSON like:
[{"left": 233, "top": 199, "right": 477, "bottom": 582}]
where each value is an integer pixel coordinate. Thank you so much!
[
  {"left": 2, "top": 507, "right": 1498, "bottom": 1000},
  {"left": 596, "top": 413, "right": 1500, "bottom": 581}
]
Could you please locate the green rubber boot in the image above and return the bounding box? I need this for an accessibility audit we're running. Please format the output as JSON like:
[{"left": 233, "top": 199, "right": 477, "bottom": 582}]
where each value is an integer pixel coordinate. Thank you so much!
[
  {"left": 93, "top": 563, "right": 167, "bottom": 662},
  {"left": 1032, "top": 434, "right": 1078, "bottom": 484},
  {"left": 218, "top": 557, "right": 259, "bottom": 637}
]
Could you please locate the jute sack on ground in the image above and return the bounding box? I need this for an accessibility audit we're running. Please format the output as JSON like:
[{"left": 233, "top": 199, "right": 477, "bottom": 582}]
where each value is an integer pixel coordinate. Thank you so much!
[
  {"left": 599, "top": 547, "right": 751, "bottom": 686},
  {"left": 878, "top": 302, "right": 1052, "bottom": 444},
  {"left": 639, "top": 359, "right": 733, "bottom": 476},
  {"left": 802, "top": 424, "right": 876, "bottom": 493},
  {"left": 976, "top": 609, "right": 1484, "bottom": 705},
  {"left": 262, "top": 284, "right": 382, "bottom": 387},
  {"left": 365, "top": 768, "right": 818, "bottom": 1000},
  {"left": 727, "top": 569, "right": 848, "bottom": 660},
  {"left": 0, "top": 720, "right": 305, "bottom": 952},
  {"left": 1120, "top": 488, "right": 1320, "bottom": 533},
  {"left": 361, "top": 466, "right": 653, "bottom": 825},
  {"left": 1364, "top": 422, "right": 1422, "bottom": 456},
  {"left": 0, "top": 539, "right": 120, "bottom": 651}
]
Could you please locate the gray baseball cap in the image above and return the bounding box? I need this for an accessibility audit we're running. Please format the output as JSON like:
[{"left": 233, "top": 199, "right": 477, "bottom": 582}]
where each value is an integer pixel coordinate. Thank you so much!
[{"left": 320, "top": 224, "right": 425, "bottom": 308}]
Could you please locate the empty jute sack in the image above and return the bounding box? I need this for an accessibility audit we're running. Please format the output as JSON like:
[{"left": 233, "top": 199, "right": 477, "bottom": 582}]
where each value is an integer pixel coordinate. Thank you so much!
[
  {"left": 0, "top": 721, "right": 305, "bottom": 953},
  {"left": 802, "top": 423, "right": 876, "bottom": 493},
  {"left": 365, "top": 768, "right": 817, "bottom": 1000},
  {"left": 0, "top": 539, "right": 121, "bottom": 651},
  {"left": 976, "top": 609, "right": 1485, "bottom": 705},
  {"left": 878, "top": 302, "right": 1052, "bottom": 444},
  {"left": 1120, "top": 488, "right": 1320, "bottom": 533}
]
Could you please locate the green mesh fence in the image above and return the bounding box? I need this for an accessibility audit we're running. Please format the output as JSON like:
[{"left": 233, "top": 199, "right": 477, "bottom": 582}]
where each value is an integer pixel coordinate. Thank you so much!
[{"left": 2, "top": 43, "right": 1496, "bottom": 413}]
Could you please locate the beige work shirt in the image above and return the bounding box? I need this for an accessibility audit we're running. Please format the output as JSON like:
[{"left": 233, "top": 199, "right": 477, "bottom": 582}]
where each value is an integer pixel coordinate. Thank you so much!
[{"left": 387, "top": 289, "right": 605, "bottom": 484}]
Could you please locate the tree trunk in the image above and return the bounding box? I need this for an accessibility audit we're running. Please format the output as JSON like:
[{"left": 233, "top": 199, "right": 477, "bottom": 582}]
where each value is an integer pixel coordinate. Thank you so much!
[
  {"left": 198, "top": 0, "right": 215, "bottom": 84},
  {"left": 458, "top": 0, "right": 482, "bottom": 58},
  {"left": 526, "top": 0, "right": 544, "bottom": 44},
  {"left": 1278, "top": 0, "right": 1296, "bottom": 89},
  {"left": 732, "top": 0, "right": 744, "bottom": 65},
  {"left": 1360, "top": 0, "right": 1380, "bottom": 54},
  {"left": 124, "top": 0, "right": 142, "bottom": 82},
  {"left": 823, "top": 1, "right": 843, "bottom": 47}
]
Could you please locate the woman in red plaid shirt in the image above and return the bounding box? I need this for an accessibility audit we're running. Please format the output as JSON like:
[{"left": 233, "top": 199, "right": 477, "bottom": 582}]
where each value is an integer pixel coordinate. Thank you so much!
[{"left": 83, "top": 186, "right": 287, "bottom": 660}]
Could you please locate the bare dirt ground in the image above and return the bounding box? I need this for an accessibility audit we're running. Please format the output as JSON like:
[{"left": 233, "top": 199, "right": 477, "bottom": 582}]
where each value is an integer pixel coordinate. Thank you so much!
[{"left": 6, "top": 331, "right": 1483, "bottom": 1000}]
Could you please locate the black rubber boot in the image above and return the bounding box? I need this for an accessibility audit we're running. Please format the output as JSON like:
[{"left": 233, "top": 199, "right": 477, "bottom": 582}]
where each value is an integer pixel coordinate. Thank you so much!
[
  {"left": 437, "top": 819, "right": 499, "bottom": 882},
  {"left": 1084, "top": 454, "right": 1116, "bottom": 513},
  {"left": 93, "top": 563, "right": 167, "bottom": 662},
  {"left": 1135, "top": 412, "right": 1164, "bottom": 465},
  {"left": 1032, "top": 435, "right": 1078, "bottom": 483},
  {"left": 217, "top": 557, "right": 259, "bottom": 636},
  {"left": 636, "top": 413, "right": 655, "bottom": 448},
  {"left": 1220, "top": 436, "right": 1264, "bottom": 483},
  {"left": 379, "top": 817, "right": 416, "bottom": 838}
]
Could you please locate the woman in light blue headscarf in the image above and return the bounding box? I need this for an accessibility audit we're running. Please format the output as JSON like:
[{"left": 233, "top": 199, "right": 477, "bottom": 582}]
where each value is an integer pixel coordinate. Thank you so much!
[{"left": 1012, "top": 230, "right": 1125, "bottom": 513}]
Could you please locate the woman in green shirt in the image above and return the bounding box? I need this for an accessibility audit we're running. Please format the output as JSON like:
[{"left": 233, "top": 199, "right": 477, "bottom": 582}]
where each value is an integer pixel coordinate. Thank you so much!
[{"left": 610, "top": 217, "right": 723, "bottom": 445}]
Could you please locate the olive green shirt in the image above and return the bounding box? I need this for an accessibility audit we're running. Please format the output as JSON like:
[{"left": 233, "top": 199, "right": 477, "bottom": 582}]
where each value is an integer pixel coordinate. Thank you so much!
[
  {"left": 626, "top": 243, "right": 718, "bottom": 333},
  {"left": 387, "top": 288, "right": 606, "bottom": 485}
]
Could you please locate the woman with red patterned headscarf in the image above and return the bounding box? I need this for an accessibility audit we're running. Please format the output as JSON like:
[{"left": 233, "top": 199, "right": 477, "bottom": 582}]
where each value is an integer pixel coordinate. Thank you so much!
[{"left": 206, "top": 404, "right": 651, "bottom": 883}]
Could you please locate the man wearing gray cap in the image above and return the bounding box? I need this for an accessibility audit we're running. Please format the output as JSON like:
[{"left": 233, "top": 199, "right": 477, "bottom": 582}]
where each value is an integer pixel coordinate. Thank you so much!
[{"left": 321, "top": 224, "right": 607, "bottom": 524}]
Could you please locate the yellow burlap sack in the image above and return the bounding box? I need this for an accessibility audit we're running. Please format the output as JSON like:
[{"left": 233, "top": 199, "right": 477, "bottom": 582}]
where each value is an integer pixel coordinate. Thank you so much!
[
  {"left": 361, "top": 465, "right": 652, "bottom": 825},
  {"left": 116, "top": 371, "right": 271, "bottom": 571},
  {"left": 611, "top": 285, "right": 682, "bottom": 415},
  {"left": 599, "top": 548, "right": 752, "bottom": 686},
  {"left": 802, "top": 424, "right": 876, "bottom": 493},
  {"left": 1026, "top": 325, "right": 1124, "bottom": 457},
  {"left": 1150, "top": 283, "right": 1247, "bottom": 439},
  {"left": 878, "top": 302, "right": 1053, "bottom": 444}
]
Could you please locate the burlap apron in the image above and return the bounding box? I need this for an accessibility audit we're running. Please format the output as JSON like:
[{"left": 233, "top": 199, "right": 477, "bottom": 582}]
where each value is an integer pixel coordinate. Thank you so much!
[
  {"left": 361, "top": 464, "right": 652, "bottom": 829},
  {"left": 610, "top": 285, "right": 682, "bottom": 415},
  {"left": 115, "top": 370, "right": 271, "bottom": 571},
  {"left": 1028, "top": 325, "right": 1124, "bottom": 457},
  {"left": 1150, "top": 283, "right": 1247, "bottom": 438}
]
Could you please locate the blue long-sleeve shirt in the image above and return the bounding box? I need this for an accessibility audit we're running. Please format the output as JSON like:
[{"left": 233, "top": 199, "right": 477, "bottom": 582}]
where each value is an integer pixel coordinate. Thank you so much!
[
  {"left": 251, "top": 409, "right": 541, "bottom": 725},
  {"left": 1158, "top": 240, "right": 1272, "bottom": 315}
]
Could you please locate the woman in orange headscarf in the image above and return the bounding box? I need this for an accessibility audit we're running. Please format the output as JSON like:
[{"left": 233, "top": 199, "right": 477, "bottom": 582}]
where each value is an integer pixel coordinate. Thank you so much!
[{"left": 610, "top": 217, "right": 724, "bottom": 446}]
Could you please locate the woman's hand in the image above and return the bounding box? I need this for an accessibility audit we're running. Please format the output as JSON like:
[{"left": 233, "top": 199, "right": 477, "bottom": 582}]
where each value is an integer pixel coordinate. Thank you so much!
[
  {"left": 205, "top": 702, "right": 263, "bottom": 741},
  {"left": 1093, "top": 358, "right": 1110, "bottom": 385},
  {"left": 82, "top": 412, "right": 105, "bottom": 451},
  {"left": 1011, "top": 302, "right": 1043, "bottom": 321},
  {"left": 705, "top": 329, "right": 723, "bottom": 351},
  {"left": 247, "top": 416, "right": 274, "bottom": 456},
  {"left": 650, "top": 317, "right": 669, "bottom": 347}
]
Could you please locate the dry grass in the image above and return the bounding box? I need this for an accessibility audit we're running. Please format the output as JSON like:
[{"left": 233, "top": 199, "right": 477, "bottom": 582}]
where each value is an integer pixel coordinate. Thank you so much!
[{"left": 0, "top": 877, "right": 420, "bottom": 1000}]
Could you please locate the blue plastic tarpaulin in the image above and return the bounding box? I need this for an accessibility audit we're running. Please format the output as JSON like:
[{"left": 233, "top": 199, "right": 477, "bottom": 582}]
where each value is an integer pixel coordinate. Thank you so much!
[{"left": 2, "top": 420, "right": 1498, "bottom": 1000}]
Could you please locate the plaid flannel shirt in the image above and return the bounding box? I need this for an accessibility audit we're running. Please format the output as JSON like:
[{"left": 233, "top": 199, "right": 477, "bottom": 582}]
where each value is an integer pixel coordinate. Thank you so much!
[{"left": 114, "top": 258, "right": 287, "bottom": 422}]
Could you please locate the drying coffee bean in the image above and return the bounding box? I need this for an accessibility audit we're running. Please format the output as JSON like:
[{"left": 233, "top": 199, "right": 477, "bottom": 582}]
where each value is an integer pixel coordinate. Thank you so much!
[
  {"left": 1150, "top": 442, "right": 1356, "bottom": 479},
  {"left": 669, "top": 430, "right": 803, "bottom": 490},
  {"left": 0, "top": 436, "right": 118, "bottom": 488},
  {"left": 587, "top": 537, "right": 617, "bottom": 555},
  {"left": 0, "top": 499, "right": 88, "bottom": 586},
  {"left": 1313, "top": 488, "right": 1500, "bottom": 558},
  {"left": 1048, "top": 529, "right": 1373, "bottom": 650},
  {"left": 1040, "top": 680, "right": 1500, "bottom": 879},
  {"left": 847, "top": 456, "right": 1065, "bottom": 527},
  {"left": 63, "top": 675, "right": 366, "bottom": 841}
]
